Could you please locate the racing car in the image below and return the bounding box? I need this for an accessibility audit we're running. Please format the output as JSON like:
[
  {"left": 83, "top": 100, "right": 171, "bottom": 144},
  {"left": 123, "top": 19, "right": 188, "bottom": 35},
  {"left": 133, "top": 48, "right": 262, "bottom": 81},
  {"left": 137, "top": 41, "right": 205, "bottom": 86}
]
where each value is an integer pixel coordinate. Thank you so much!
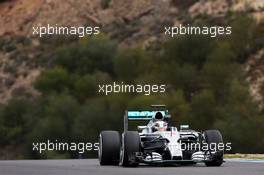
[{"left": 98, "top": 105, "right": 224, "bottom": 167}]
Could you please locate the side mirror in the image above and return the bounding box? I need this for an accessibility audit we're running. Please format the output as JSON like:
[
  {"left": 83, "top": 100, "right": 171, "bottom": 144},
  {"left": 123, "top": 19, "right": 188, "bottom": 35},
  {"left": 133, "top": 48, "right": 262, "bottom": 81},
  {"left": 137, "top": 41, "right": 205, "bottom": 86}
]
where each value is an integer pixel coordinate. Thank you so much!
[{"left": 180, "top": 125, "right": 189, "bottom": 130}]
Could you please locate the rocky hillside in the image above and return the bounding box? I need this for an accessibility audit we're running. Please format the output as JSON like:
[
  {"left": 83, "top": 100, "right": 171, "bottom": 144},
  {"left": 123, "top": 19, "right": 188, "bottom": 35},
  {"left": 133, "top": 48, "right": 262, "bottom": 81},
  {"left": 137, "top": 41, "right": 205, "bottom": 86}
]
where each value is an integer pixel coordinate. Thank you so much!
[
  {"left": 0, "top": 0, "right": 263, "bottom": 42},
  {"left": 0, "top": 0, "right": 263, "bottom": 103}
]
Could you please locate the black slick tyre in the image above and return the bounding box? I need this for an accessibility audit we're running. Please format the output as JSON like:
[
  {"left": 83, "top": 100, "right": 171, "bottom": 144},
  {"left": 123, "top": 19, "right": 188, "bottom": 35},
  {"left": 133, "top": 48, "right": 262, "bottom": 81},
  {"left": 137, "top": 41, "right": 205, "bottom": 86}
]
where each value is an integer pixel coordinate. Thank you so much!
[{"left": 98, "top": 131, "right": 120, "bottom": 165}]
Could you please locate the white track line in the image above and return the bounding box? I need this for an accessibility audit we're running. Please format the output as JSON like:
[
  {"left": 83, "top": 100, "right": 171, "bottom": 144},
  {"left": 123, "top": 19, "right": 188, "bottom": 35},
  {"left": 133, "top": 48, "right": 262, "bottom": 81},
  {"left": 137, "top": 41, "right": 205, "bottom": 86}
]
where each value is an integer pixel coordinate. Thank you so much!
[{"left": 225, "top": 158, "right": 264, "bottom": 163}]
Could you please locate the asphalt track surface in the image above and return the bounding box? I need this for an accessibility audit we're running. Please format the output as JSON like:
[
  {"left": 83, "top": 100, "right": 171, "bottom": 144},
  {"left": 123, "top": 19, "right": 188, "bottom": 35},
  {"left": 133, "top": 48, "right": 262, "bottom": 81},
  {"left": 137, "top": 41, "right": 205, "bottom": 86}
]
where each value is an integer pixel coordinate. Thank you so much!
[{"left": 0, "top": 159, "right": 264, "bottom": 175}]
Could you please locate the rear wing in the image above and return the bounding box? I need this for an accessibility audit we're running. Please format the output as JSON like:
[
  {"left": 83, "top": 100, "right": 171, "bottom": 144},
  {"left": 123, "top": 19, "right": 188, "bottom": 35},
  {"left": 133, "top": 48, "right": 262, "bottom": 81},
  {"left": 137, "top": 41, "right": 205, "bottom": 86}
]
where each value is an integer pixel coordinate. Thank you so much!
[{"left": 123, "top": 109, "right": 170, "bottom": 131}]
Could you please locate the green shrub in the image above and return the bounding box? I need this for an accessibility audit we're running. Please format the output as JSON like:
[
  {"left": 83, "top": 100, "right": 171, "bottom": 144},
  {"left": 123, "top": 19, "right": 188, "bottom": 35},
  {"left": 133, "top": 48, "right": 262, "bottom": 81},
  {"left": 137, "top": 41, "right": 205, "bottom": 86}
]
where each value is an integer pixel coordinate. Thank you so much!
[
  {"left": 162, "top": 35, "right": 213, "bottom": 69},
  {"left": 34, "top": 67, "right": 71, "bottom": 94},
  {"left": 54, "top": 35, "right": 117, "bottom": 75},
  {"left": 114, "top": 47, "right": 152, "bottom": 82}
]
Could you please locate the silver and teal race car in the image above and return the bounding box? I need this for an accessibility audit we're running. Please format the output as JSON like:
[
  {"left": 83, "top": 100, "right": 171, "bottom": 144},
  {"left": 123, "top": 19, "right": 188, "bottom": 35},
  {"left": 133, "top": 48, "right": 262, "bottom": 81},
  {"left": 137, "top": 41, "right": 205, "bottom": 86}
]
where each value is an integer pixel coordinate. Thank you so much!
[{"left": 98, "top": 105, "right": 225, "bottom": 167}]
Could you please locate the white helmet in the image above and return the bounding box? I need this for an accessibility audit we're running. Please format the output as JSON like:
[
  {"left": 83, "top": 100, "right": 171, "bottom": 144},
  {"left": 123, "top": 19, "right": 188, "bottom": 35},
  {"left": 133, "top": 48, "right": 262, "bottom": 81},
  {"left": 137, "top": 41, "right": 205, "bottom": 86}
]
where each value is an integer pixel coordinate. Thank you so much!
[{"left": 153, "top": 121, "right": 168, "bottom": 131}]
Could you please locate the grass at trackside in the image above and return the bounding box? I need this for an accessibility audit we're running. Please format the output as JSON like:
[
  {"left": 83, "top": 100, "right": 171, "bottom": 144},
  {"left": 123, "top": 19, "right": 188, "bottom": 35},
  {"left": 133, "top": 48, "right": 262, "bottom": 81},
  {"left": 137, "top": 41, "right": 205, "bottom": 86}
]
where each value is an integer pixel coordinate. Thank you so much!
[{"left": 224, "top": 154, "right": 264, "bottom": 160}]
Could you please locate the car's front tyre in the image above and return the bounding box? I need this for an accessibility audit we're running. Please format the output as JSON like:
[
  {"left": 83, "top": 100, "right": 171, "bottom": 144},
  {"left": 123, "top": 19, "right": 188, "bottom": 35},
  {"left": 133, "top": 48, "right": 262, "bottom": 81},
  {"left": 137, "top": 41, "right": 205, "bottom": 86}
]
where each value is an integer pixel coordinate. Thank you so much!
[
  {"left": 98, "top": 131, "right": 120, "bottom": 165},
  {"left": 203, "top": 130, "right": 224, "bottom": 167},
  {"left": 120, "top": 131, "right": 140, "bottom": 167}
]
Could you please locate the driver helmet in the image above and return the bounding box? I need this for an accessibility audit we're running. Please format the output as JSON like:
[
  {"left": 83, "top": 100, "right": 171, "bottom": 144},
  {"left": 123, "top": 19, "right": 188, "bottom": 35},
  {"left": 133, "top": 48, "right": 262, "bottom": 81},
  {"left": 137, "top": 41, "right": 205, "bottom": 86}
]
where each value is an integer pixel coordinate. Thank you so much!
[{"left": 153, "top": 121, "right": 168, "bottom": 131}]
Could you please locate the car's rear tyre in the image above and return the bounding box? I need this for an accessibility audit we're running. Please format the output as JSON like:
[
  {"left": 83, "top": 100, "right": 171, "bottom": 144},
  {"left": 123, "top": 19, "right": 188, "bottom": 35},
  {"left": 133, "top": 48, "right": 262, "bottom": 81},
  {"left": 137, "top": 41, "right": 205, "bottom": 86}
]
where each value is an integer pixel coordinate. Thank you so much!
[
  {"left": 98, "top": 131, "right": 120, "bottom": 165},
  {"left": 120, "top": 131, "right": 140, "bottom": 167},
  {"left": 203, "top": 130, "right": 224, "bottom": 167}
]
